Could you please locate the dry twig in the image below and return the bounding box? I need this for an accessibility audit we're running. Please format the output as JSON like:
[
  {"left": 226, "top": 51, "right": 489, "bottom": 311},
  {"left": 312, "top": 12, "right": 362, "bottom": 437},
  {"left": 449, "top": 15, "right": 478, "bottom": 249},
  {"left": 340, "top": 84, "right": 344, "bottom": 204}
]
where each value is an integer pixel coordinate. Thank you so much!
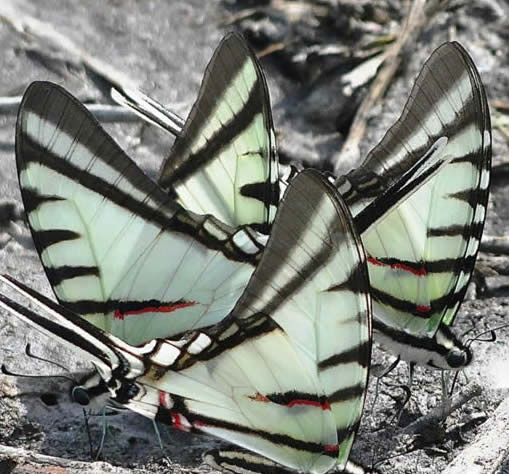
[
  {"left": 0, "top": 443, "right": 138, "bottom": 473},
  {"left": 481, "top": 235, "right": 509, "bottom": 255},
  {"left": 401, "top": 382, "right": 482, "bottom": 435},
  {"left": 333, "top": 0, "right": 452, "bottom": 174}
]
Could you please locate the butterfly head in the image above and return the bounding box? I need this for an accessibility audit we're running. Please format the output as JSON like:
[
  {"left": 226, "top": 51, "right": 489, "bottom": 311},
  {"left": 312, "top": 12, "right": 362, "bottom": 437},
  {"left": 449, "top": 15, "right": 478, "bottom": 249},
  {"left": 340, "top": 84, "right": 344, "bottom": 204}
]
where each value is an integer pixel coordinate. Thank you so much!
[
  {"left": 71, "top": 371, "right": 111, "bottom": 408},
  {"left": 71, "top": 369, "right": 142, "bottom": 412},
  {"left": 442, "top": 344, "right": 472, "bottom": 369},
  {"left": 427, "top": 325, "right": 472, "bottom": 370}
]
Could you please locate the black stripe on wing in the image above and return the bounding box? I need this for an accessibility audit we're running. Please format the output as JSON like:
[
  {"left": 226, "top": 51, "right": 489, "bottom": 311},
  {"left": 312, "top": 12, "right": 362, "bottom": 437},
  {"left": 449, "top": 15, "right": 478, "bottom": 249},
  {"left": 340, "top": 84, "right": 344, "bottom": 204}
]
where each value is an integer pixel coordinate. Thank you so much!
[
  {"left": 203, "top": 449, "right": 299, "bottom": 474},
  {"left": 159, "top": 32, "right": 278, "bottom": 230},
  {"left": 345, "top": 42, "right": 490, "bottom": 193},
  {"left": 16, "top": 82, "right": 262, "bottom": 266},
  {"left": 351, "top": 42, "right": 490, "bottom": 333},
  {"left": 155, "top": 395, "right": 339, "bottom": 458}
]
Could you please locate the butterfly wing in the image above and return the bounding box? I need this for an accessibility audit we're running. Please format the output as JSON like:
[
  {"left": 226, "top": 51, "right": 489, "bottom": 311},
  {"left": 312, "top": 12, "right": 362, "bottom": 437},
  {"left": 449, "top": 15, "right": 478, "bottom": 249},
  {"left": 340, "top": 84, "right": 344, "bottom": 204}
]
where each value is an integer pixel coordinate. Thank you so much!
[
  {"left": 159, "top": 32, "right": 279, "bottom": 233},
  {"left": 339, "top": 42, "right": 491, "bottom": 339},
  {"left": 126, "top": 170, "right": 371, "bottom": 471},
  {"left": 15, "top": 81, "right": 264, "bottom": 345}
]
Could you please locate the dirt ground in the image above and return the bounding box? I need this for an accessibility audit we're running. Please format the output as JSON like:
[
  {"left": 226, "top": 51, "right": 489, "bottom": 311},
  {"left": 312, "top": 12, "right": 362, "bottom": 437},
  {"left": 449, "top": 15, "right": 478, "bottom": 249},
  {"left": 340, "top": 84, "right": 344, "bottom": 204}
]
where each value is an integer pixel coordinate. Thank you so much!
[{"left": 0, "top": 0, "right": 508, "bottom": 473}]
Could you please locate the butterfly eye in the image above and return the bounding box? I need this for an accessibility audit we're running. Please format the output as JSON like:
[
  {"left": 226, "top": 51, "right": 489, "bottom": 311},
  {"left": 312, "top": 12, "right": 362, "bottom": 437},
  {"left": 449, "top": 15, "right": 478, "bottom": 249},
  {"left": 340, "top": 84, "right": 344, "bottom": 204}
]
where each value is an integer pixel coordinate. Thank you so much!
[
  {"left": 72, "top": 386, "right": 91, "bottom": 406},
  {"left": 446, "top": 348, "right": 472, "bottom": 369}
]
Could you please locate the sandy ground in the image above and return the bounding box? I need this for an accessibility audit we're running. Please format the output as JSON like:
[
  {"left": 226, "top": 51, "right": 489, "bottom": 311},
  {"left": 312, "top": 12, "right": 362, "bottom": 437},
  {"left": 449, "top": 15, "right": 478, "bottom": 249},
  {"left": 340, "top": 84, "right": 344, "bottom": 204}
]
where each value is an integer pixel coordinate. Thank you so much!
[{"left": 0, "top": 0, "right": 508, "bottom": 473}]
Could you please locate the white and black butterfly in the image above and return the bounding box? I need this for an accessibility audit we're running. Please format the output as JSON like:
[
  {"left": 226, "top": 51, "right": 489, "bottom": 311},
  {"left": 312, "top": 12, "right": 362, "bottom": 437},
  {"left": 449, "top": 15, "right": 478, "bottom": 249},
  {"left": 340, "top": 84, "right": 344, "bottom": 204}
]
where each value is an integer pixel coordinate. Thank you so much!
[
  {"left": 112, "top": 38, "right": 492, "bottom": 372},
  {"left": 1, "top": 168, "right": 372, "bottom": 474},
  {"left": 336, "top": 42, "right": 491, "bottom": 372}
]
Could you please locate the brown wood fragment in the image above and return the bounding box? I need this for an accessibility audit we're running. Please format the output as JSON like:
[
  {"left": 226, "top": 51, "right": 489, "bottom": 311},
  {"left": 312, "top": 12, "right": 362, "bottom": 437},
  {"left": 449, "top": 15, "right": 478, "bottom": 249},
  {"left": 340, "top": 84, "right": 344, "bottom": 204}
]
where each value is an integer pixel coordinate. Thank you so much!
[{"left": 401, "top": 382, "right": 482, "bottom": 435}]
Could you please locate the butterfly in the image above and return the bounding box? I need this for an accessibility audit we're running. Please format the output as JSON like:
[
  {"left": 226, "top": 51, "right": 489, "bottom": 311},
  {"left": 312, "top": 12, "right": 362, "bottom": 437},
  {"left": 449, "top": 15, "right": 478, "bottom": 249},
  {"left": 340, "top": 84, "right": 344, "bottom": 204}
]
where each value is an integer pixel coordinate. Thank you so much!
[
  {"left": 5, "top": 32, "right": 455, "bottom": 471},
  {"left": 337, "top": 42, "right": 491, "bottom": 373},
  {"left": 1, "top": 168, "right": 373, "bottom": 474},
  {"left": 14, "top": 34, "right": 274, "bottom": 345},
  {"left": 112, "top": 38, "right": 492, "bottom": 373}
]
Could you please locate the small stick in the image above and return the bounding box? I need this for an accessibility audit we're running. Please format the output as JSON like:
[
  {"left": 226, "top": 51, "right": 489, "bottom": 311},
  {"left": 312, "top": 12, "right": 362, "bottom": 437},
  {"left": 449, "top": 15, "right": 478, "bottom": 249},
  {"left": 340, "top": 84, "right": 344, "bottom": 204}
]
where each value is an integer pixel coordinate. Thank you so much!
[
  {"left": 491, "top": 100, "right": 509, "bottom": 112},
  {"left": 401, "top": 382, "right": 482, "bottom": 435},
  {"left": 0, "top": 443, "right": 136, "bottom": 473},
  {"left": 0, "top": 95, "right": 143, "bottom": 123},
  {"left": 333, "top": 0, "right": 452, "bottom": 173}
]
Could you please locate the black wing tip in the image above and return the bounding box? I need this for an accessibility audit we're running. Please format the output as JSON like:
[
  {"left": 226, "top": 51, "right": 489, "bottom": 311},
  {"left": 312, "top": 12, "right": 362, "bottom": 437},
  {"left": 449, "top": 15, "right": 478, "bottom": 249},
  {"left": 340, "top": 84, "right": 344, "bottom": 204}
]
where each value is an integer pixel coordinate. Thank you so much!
[
  {"left": 220, "top": 31, "right": 251, "bottom": 54},
  {"left": 431, "top": 41, "right": 487, "bottom": 97},
  {"left": 19, "top": 81, "right": 68, "bottom": 112},
  {"left": 216, "top": 30, "right": 262, "bottom": 72},
  {"left": 17, "top": 80, "right": 96, "bottom": 135}
]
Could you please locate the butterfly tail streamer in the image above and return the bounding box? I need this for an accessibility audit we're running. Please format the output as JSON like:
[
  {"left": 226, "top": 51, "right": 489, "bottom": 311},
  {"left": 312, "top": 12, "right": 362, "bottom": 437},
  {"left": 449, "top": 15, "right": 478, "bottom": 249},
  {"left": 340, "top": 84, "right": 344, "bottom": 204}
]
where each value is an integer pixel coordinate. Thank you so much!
[{"left": 110, "top": 85, "right": 185, "bottom": 136}]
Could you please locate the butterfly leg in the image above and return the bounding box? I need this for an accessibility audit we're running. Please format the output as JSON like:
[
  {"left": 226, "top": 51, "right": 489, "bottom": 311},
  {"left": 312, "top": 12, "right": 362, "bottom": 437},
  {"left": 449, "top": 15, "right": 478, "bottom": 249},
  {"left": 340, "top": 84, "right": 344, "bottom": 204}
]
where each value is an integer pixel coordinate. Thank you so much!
[
  {"left": 388, "top": 362, "right": 414, "bottom": 425},
  {"left": 152, "top": 419, "right": 164, "bottom": 452},
  {"left": 94, "top": 407, "right": 108, "bottom": 460},
  {"left": 440, "top": 370, "right": 450, "bottom": 402},
  {"left": 82, "top": 409, "right": 94, "bottom": 458},
  {"left": 371, "top": 356, "right": 400, "bottom": 412},
  {"left": 401, "top": 362, "right": 416, "bottom": 409}
]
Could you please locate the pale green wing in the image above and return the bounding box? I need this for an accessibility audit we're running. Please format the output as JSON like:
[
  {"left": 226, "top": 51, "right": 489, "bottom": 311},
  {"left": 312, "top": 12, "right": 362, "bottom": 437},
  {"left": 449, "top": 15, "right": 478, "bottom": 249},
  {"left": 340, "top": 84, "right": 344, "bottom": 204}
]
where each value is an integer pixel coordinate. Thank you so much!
[
  {"left": 159, "top": 32, "right": 278, "bottom": 233},
  {"left": 0, "top": 170, "right": 372, "bottom": 473},
  {"left": 15, "top": 81, "right": 265, "bottom": 345},
  {"left": 338, "top": 42, "right": 491, "bottom": 339}
]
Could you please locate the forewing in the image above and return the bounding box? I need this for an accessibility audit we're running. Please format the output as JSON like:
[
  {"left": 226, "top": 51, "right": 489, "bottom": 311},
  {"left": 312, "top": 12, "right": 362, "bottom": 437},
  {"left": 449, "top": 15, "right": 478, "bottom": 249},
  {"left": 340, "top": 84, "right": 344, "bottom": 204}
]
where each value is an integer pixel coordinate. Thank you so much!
[
  {"left": 159, "top": 32, "right": 278, "bottom": 233},
  {"left": 16, "top": 81, "right": 263, "bottom": 345}
]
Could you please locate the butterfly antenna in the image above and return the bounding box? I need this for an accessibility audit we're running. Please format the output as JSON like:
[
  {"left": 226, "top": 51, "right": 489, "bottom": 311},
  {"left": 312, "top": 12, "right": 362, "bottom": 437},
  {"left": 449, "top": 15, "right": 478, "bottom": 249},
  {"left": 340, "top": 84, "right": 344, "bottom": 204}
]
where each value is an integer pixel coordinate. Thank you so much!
[
  {"left": 464, "top": 323, "right": 509, "bottom": 347},
  {"left": 2, "top": 343, "right": 77, "bottom": 384},
  {"left": 25, "top": 343, "right": 73, "bottom": 373},
  {"left": 448, "top": 325, "right": 509, "bottom": 397}
]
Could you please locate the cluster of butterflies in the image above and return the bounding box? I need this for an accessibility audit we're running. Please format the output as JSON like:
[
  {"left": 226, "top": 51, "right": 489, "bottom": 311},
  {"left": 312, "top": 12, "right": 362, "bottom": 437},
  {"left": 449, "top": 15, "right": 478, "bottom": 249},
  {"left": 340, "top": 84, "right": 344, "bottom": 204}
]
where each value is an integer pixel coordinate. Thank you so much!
[{"left": 0, "top": 32, "right": 491, "bottom": 474}]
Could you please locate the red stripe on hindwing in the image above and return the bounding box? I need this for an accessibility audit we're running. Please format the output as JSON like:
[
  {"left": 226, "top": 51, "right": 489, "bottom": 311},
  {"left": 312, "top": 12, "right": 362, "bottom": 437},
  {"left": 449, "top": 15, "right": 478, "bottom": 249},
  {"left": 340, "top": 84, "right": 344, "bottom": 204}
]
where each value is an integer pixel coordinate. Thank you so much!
[
  {"left": 324, "top": 444, "right": 339, "bottom": 453},
  {"left": 287, "top": 399, "right": 331, "bottom": 410},
  {"left": 249, "top": 392, "right": 331, "bottom": 410},
  {"left": 368, "top": 257, "right": 427, "bottom": 276},
  {"left": 114, "top": 301, "right": 196, "bottom": 320},
  {"left": 171, "top": 413, "right": 192, "bottom": 431}
]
